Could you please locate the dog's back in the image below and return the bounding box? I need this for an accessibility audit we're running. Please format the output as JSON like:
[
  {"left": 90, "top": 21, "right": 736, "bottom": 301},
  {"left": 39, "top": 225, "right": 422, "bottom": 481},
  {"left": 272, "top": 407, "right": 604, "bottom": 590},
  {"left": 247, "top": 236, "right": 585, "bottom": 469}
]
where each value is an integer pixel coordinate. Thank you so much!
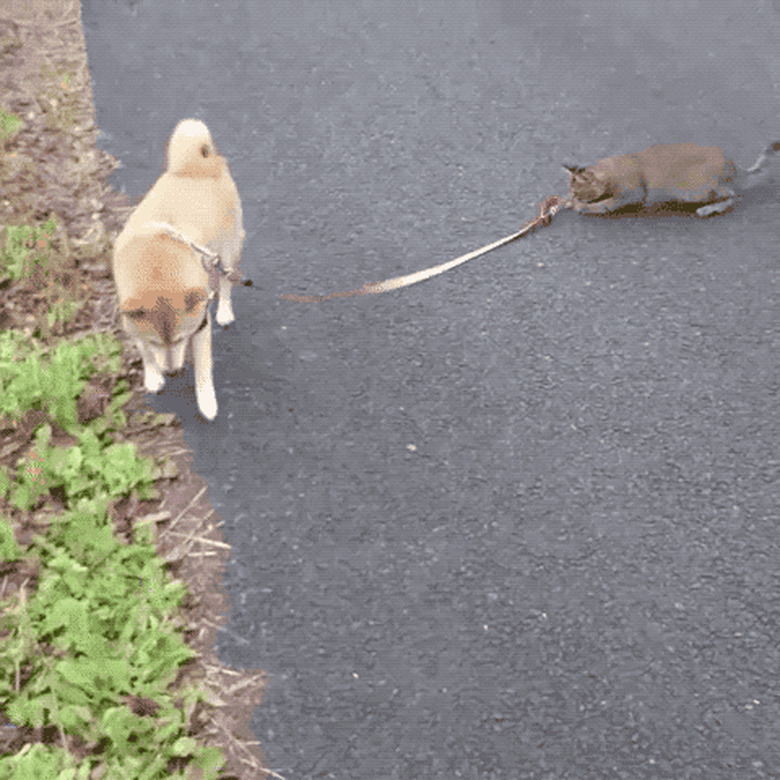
[{"left": 116, "top": 119, "right": 242, "bottom": 252}]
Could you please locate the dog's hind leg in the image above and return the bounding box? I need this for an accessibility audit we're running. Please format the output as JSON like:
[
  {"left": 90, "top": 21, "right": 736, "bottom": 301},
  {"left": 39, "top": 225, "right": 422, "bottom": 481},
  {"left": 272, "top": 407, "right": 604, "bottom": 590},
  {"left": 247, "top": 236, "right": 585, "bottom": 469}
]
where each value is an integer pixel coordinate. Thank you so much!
[
  {"left": 192, "top": 313, "right": 218, "bottom": 419},
  {"left": 215, "top": 274, "right": 235, "bottom": 326},
  {"left": 214, "top": 227, "right": 244, "bottom": 326}
]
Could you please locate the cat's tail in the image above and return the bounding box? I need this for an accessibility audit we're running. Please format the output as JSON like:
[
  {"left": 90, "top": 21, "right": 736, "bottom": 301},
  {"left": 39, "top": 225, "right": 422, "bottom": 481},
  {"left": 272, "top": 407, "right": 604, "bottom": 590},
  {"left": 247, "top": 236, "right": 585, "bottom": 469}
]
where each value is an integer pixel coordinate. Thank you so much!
[
  {"left": 746, "top": 141, "right": 780, "bottom": 174},
  {"left": 736, "top": 140, "right": 780, "bottom": 191}
]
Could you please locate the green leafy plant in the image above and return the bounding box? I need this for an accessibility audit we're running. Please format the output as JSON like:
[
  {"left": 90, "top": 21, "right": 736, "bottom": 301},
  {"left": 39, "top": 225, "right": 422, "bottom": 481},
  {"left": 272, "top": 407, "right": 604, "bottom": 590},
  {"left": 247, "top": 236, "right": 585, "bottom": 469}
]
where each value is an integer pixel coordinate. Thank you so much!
[
  {"left": 0, "top": 107, "right": 21, "bottom": 145},
  {"left": 0, "top": 217, "right": 57, "bottom": 281},
  {"left": 2, "top": 743, "right": 82, "bottom": 778},
  {"left": 0, "top": 466, "right": 9, "bottom": 500},
  {"left": 9, "top": 425, "right": 156, "bottom": 512},
  {"left": 0, "top": 495, "right": 225, "bottom": 777},
  {"left": 0, "top": 330, "right": 122, "bottom": 433},
  {"left": 0, "top": 515, "right": 20, "bottom": 562},
  {"left": 0, "top": 318, "right": 229, "bottom": 776},
  {"left": 46, "top": 295, "right": 82, "bottom": 334},
  {"left": 0, "top": 218, "right": 87, "bottom": 336}
]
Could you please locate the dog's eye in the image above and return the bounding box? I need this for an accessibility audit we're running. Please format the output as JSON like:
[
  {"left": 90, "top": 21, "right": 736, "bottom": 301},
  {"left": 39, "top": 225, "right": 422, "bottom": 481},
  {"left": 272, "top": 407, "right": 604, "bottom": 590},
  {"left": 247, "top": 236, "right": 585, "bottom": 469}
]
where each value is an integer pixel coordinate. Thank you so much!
[
  {"left": 125, "top": 309, "right": 145, "bottom": 320},
  {"left": 201, "top": 145, "right": 210, "bottom": 158},
  {"left": 185, "top": 290, "right": 206, "bottom": 311}
]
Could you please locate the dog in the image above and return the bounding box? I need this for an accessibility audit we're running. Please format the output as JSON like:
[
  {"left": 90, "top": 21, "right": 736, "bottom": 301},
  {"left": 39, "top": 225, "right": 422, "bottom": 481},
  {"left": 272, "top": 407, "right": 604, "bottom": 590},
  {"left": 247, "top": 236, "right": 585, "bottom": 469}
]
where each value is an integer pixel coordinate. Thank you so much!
[
  {"left": 565, "top": 141, "right": 780, "bottom": 217},
  {"left": 112, "top": 118, "right": 244, "bottom": 420}
]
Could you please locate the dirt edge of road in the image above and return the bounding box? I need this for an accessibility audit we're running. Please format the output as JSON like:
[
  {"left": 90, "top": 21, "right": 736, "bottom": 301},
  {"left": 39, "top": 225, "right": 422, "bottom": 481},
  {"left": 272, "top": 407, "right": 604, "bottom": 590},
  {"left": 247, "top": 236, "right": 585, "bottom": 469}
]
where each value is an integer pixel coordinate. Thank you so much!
[{"left": 0, "top": 1, "right": 270, "bottom": 777}]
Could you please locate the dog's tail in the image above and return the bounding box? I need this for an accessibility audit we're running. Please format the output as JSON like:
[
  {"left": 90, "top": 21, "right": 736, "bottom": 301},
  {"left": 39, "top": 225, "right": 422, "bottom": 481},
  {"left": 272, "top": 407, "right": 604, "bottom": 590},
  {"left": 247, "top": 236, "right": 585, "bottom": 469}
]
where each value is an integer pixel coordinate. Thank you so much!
[{"left": 167, "top": 119, "right": 215, "bottom": 174}]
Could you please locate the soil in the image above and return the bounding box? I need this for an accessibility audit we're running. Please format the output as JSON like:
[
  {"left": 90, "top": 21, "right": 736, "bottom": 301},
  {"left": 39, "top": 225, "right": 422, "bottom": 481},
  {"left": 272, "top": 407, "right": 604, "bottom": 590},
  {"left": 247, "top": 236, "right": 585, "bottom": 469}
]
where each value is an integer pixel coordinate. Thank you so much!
[{"left": 0, "top": 2, "right": 268, "bottom": 777}]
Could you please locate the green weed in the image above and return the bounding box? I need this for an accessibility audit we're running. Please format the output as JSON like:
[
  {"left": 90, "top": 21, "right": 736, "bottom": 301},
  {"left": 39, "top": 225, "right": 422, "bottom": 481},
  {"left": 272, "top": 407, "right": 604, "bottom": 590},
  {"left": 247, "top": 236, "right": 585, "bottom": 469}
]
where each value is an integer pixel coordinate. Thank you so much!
[
  {"left": 0, "top": 107, "right": 21, "bottom": 145},
  {"left": 0, "top": 218, "right": 88, "bottom": 337},
  {"left": 0, "top": 330, "right": 122, "bottom": 434},
  {"left": 2, "top": 744, "right": 82, "bottom": 778},
  {"left": 46, "top": 295, "right": 82, "bottom": 334},
  {"left": 0, "top": 497, "right": 224, "bottom": 777},
  {"left": 0, "top": 515, "right": 20, "bottom": 562},
  {"left": 0, "top": 316, "right": 230, "bottom": 776},
  {"left": 0, "top": 217, "right": 57, "bottom": 282},
  {"left": 9, "top": 424, "right": 156, "bottom": 512}
]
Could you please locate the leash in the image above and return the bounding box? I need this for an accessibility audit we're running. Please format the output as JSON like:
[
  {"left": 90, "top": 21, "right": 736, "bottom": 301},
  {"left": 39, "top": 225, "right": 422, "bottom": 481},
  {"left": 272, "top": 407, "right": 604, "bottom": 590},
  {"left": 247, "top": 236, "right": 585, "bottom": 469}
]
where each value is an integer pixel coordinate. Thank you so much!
[
  {"left": 280, "top": 195, "right": 570, "bottom": 303},
  {"left": 143, "top": 221, "right": 252, "bottom": 288}
]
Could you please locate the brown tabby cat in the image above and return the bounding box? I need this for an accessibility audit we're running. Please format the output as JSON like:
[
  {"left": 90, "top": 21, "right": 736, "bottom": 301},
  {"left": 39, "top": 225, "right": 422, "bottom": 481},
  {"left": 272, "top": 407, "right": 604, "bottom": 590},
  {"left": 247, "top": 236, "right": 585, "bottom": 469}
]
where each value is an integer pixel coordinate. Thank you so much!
[{"left": 565, "top": 141, "right": 780, "bottom": 217}]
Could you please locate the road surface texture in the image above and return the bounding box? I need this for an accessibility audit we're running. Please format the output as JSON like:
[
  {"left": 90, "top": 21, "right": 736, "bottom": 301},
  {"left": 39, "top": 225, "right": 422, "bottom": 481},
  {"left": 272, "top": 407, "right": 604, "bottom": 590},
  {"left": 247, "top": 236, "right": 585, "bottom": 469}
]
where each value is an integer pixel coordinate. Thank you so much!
[{"left": 82, "top": 1, "right": 779, "bottom": 777}]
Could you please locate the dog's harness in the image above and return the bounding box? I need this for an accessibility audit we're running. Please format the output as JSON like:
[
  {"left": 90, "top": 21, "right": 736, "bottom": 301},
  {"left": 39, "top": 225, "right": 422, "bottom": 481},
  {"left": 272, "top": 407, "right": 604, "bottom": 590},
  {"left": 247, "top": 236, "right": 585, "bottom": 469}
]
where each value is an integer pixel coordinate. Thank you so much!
[{"left": 143, "top": 221, "right": 251, "bottom": 294}]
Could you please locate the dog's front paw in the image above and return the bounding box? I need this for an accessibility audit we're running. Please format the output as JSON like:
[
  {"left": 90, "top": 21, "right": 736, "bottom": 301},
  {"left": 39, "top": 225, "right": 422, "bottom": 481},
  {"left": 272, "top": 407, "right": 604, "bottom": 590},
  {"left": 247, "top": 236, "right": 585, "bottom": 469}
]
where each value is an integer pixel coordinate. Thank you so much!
[
  {"left": 144, "top": 367, "right": 165, "bottom": 393},
  {"left": 197, "top": 385, "right": 218, "bottom": 420},
  {"left": 215, "top": 303, "right": 235, "bottom": 327}
]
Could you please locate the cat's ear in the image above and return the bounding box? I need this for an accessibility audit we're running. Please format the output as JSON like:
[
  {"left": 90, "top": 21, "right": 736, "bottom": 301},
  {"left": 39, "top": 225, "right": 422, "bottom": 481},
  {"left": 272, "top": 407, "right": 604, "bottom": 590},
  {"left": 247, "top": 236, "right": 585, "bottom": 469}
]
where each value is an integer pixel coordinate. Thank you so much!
[{"left": 563, "top": 164, "right": 585, "bottom": 174}]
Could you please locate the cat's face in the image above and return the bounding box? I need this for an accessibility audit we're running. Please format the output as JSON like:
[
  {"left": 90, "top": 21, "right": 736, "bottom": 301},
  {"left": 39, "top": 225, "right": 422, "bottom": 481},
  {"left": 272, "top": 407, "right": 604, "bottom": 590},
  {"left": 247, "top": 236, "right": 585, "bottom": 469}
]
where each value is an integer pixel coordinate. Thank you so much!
[{"left": 564, "top": 165, "right": 610, "bottom": 203}]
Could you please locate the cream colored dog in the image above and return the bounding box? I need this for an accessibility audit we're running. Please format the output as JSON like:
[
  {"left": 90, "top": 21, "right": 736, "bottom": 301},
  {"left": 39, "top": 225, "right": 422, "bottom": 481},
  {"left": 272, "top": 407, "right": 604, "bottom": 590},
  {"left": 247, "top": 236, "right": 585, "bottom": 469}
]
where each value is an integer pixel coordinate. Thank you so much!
[
  {"left": 112, "top": 119, "right": 244, "bottom": 420},
  {"left": 566, "top": 141, "right": 780, "bottom": 217}
]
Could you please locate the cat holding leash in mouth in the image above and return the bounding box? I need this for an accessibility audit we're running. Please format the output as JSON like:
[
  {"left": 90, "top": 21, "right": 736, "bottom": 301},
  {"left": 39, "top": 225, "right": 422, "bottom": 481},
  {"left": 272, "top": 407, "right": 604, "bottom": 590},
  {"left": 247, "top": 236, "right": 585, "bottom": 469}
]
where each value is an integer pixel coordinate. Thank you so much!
[
  {"left": 564, "top": 140, "right": 780, "bottom": 217},
  {"left": 279, "top": 139, "right": 780, "bottom": 303}
]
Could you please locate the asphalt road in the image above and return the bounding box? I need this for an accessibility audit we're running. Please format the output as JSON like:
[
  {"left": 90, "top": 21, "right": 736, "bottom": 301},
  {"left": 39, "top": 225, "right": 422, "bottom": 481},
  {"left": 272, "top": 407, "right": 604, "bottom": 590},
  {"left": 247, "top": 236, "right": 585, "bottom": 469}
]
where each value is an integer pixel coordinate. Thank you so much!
[{"left": 82, "top": 2, "right": 779, "bottom": 777}]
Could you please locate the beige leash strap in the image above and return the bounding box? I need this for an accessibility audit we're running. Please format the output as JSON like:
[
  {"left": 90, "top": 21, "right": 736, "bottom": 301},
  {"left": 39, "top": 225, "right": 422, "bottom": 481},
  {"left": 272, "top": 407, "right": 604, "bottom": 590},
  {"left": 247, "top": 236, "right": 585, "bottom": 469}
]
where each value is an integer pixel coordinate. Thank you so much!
[{"left": 281, "top": 195, "right": 570, "bottom": 303}]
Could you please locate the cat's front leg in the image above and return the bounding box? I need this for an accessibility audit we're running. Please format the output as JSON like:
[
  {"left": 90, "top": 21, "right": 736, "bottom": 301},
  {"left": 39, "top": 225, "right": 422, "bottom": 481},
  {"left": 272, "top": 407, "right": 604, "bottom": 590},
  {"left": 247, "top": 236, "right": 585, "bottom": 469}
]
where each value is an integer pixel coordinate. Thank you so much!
[{"left": 572, "top": 197, "right": 622, "bottom": 214}]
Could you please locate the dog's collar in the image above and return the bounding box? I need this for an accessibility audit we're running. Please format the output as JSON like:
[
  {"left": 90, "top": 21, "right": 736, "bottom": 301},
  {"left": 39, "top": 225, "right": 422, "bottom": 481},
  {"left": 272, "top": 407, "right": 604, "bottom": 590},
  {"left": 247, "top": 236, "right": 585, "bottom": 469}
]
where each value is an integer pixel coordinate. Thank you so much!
[{"left": 142, "top": 221, "right": 247, "bottom": 286}]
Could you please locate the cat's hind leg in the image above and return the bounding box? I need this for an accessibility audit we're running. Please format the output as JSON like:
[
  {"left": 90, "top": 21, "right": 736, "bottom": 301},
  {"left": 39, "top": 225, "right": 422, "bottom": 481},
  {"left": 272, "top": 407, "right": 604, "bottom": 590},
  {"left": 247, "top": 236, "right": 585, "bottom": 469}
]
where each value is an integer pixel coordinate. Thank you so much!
[{"left": 695, "top": 194, "right": 735, "bottom": 218}]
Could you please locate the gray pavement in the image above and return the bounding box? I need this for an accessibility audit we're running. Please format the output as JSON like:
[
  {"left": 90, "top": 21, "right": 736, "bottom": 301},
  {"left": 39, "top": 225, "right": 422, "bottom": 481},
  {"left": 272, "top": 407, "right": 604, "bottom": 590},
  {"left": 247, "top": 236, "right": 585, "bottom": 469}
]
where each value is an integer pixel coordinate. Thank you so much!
[{"left": 82, "top": 1, "right": 779, "bottom": 777}]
